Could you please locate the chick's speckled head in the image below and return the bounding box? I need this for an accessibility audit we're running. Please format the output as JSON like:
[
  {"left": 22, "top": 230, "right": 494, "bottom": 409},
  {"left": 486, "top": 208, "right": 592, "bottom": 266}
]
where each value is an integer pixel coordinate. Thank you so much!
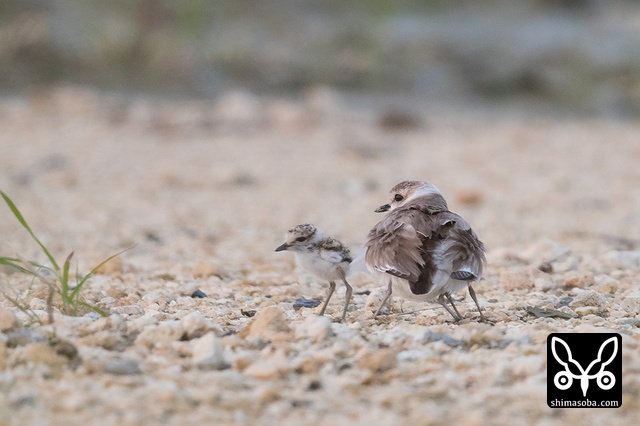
[{"left": 275, "top": 224, "right": 323, "bottom": 252}]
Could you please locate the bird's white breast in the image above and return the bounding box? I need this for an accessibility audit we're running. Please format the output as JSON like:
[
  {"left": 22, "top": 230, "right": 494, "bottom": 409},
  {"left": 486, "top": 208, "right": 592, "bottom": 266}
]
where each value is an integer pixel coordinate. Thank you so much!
[{"left": 294, "top": 251, "right": 347, "bottom": 281}]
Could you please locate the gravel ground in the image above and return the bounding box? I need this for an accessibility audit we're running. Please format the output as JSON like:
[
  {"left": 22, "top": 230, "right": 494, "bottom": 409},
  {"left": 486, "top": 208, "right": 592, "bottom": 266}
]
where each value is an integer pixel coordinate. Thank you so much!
[{"left": 1, "top": 87, "right": 639, "bottom": 425}]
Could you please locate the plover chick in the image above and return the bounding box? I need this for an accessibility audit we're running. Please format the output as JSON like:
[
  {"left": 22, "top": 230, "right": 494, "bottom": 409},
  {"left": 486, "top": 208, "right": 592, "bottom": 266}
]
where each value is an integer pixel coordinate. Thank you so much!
[
  {"left": 364, "top": 180, "right": 487, "bottom": 321},
  {"left": 276, "top": 224, "right": 353, "bottom": 321}
]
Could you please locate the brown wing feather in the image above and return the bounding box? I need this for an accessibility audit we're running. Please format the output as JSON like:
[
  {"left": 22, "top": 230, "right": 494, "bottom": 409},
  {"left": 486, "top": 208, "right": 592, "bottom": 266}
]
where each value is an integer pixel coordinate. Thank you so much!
[
  {"left": 365, "top": 202, "right": 447, "bottom": 294},
  {"left": 365, "top": 219, "right": 424, "bottom": 282},
  {"left": 401, "top": 209, "right": 453, "bottom": 294},
  {"left": 366, "top": 199, "right": 486, "bottom": 296},
  {"left": 434, "top": 213, "right": 486, "bottom": 279}
]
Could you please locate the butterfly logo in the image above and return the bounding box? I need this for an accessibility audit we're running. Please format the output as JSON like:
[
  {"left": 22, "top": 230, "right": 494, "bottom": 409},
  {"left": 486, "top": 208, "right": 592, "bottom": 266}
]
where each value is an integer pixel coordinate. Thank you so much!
[{"left": 551, "top": 336, "right": 618, "bottom": 397}]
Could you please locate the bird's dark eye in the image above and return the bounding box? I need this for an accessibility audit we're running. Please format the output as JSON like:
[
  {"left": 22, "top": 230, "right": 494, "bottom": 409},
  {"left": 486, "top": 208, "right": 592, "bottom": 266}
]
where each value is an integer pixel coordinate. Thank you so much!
[
  {"left": 295, "top": 236, "right": 306, "bottom": 242},
  {"left": 394, "top": 194, "right": 404, "bottom": 202}
]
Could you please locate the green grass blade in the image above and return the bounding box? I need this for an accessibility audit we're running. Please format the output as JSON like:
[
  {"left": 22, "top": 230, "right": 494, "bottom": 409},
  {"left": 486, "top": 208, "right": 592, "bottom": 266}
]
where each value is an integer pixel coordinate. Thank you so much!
[
  {"left": 0, "top": 257, "right": 34, "bottom": 275},
  {"left": 0, "top": 191, "right": 60, "bottom": 272},
  {"left": 3, "top": 294, "right": 43, "bottom": 325},
  {"left": 61, "top": 251, "right": 74, "bottom": 297},
  {"left": 59, "top": 251, "right": 74, "bottom": 315},
  {"left": 60, "top": 252, "right": 78, "bottom": 316},
  {"left": 70, "top": 247, "right": 131, "bottom": 299},
  {"left": 78, "top": 301, "right": 109, "bottom": 317}
]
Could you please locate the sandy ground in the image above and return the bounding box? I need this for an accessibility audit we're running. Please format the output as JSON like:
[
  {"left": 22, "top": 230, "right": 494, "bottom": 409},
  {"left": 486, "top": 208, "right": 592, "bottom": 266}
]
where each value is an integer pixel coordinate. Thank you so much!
[{"left": 0, "top": 86, "right": 639, "bottom": 425}]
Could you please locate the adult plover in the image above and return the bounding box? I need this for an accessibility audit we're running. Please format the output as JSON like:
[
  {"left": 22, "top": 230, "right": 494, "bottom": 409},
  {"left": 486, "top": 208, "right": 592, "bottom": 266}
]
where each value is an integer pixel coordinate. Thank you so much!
[
  {"left": 276, "top": 224, "right": 353, "bottom": 321},
  {"left": 364, "top": 181, "right": 487, "bottom": 321}
]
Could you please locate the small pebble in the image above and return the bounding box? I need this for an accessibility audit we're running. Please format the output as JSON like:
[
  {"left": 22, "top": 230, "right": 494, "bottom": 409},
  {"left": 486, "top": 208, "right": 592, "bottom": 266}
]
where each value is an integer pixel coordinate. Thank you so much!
[
  {"left": 569, "top": 290, "right": 606, "bottom": 308},
  {"left": 191, "top": 332, "right": 229, "bottom": 370},
  {"left": 563, "top": 272, "right": 594, "bottom": 289},
  {"left": 293, "top": 298, "right": 321, "bottom": 310},
  {"left": 537, "top": 262, "right": 553, "bottom": 273},
  {"left": 242, "top": 306, "right": 291, "bottom": 342},
  {"left": 574, "top": 306, "right": 601, "bottom": 317},
  {"left": 616, "top": 318, "right": 640, "bottom": 327},
  {"left": 422, "top": 331, "right": 464, "bottom": 347},
  {"left": 180, "top": 311, "right": 222, "bottom": 340},
  {"left": 526, "top": 306, "right": 575, "bottom": 319},
  {"left": 0, "top": 308, "right": 18, "bottom": 332},
  {"left": 191, "top": 289, "right": 207, "bottom": 298},
  {"left": 243, "top": 348, "right": 291, "bottom": 379},
  {"left": 294, "top": 315, "right": 332, "bottom": 343},
  {"left": 358, "top": 349, "right": 398, "bottom": 373},
  {"left": 307, "top": 380, "right": 322, "bottom": 391},
  {"left": 105, "top": 358, "right": 142, "bottom": 375},
  {"left": 534, "top": 278, "right": 554, "bottom": 291}
]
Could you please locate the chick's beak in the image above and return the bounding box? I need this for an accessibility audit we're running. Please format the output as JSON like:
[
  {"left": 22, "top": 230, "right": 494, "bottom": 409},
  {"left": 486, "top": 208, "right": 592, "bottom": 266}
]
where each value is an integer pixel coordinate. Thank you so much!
[
  {"left": 375, "top": 204, "right": 391, "bottom": 213},
  {"left": 275, "top": 243, "right": 289, "bottom": 252}
]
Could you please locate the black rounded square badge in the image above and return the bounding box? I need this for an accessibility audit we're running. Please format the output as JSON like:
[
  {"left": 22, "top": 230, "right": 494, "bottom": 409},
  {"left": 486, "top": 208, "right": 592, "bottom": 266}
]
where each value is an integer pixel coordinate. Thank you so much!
[{"left": 547, "top": 333, "right": 622, "bottom": 408}]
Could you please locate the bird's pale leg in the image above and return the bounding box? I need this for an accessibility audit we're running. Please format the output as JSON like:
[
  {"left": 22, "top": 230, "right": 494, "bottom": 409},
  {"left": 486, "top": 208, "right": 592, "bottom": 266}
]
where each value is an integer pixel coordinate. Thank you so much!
[
  {"left": 446, "top": 293, "right": 463, "bottom": 319},
  {"left": 374, "top": 281, "right": 393, "bottom": 318},
  {"left": 340, "top": 277, "right": 353, "bottom": 322},
  {"left": 319, "top": 281, "right": 336, "bottom": 316},
  {"left": 437, "top": 294, "right": 462, "bottom": 321},
  {"left": 467, "top": 284, "right": 487, "bottom": 321}
]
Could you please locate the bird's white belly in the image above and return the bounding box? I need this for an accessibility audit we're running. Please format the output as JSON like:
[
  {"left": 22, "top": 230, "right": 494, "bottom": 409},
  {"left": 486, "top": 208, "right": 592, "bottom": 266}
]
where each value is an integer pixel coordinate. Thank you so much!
[
  {"left": 386, "top": 274, "right": 470, "bottom": 301},
  {"left": 295, "top": 253, "right": 345, "bottom": 281}
]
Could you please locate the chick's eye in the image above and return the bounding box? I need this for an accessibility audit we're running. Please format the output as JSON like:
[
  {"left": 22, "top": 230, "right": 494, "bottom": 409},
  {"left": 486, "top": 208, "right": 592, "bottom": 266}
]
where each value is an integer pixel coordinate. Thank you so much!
[
  {"left": 295, "top": 237, "right": 306, "bottom": 242},
  {"left": 394, "top": 194, "right": 404, "bottom": 202}
]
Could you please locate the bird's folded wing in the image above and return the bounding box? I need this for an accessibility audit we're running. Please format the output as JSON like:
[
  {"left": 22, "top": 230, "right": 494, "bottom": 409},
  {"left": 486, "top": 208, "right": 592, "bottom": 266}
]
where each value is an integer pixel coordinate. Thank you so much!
[
  {"left": 365, "top": 221, "right": 424, "bottom": 281},
  {"left": 319, "top": 247, "right": 348, "bottom": 264},
  {"left": 450, "top": 270, "right": 477, "bottom": 281},
  {"left": 319, "top": 238, "right": 352, "bottom": 264},
  {"left": 442, "top": 222, "right": 486, "bottom": 280}
]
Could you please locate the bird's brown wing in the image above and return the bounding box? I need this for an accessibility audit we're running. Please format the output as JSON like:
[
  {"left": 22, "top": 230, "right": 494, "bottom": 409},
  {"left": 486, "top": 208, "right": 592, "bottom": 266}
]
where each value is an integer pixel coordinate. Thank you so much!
[
  {"left": 365, "top": 217, "right": 424, "bottom": 282},
  {"left": 432, "top": 212, "right": 486, "bottom": 281},
  {"left": 365, "top": 207, "right": 450, "bottom": 294},
  {"left": 366, "top": 196, "right": 486, "bottom": 294},
  {"left": 319, "top": 237, "right": 353, "bottom": 264},
  {"left": 400, "top": 209, "right": 455, "bottom": 294}
]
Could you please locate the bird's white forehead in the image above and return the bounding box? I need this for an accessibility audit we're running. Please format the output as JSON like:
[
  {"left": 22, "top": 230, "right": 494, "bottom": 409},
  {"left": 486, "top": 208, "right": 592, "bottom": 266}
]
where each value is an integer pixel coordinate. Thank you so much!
[{"left": 390, "top": 180, "right": 440, "bottom": 197}]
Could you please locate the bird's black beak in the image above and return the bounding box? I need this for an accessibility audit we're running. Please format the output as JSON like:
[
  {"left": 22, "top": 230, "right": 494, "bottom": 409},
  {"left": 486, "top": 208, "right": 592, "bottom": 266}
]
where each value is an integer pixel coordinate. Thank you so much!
[
  {"left": 275, "top": 243, "right": 289, "bottom": 252},
  {"left": 375, "top": 204, "right": 390, "bottom": 213}
]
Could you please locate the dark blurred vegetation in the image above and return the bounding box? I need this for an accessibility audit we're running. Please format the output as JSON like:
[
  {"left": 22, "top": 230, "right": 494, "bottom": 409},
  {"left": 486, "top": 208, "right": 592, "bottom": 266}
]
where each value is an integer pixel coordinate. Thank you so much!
[{"left": 1, "top": 0, "right": 639, "bottom": 114}]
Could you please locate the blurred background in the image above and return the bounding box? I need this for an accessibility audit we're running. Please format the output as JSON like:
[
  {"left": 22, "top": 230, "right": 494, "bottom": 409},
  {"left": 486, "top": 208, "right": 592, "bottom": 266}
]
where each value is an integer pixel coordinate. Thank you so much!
[
  {"left": 1, "top": 4, "right": 640, "bottom": 424},
  {"left": 2, "top": 0, "right": 640, "bottom": 116},
  {"left": 1, "top": 0, "right": 639, "bottom": 263}
]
